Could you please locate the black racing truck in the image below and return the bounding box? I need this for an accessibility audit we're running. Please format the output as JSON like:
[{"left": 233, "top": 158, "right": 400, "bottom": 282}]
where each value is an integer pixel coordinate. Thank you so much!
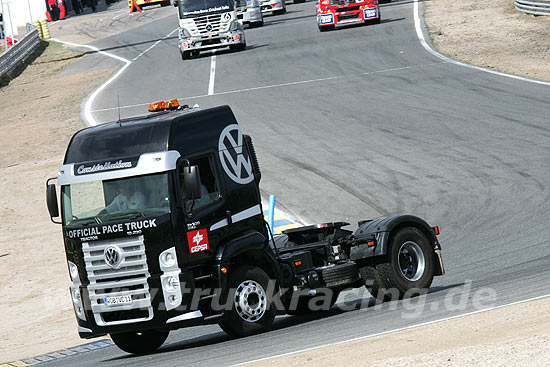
[{"left": 46, "top": 101, "right": 445, "bottom": 354}]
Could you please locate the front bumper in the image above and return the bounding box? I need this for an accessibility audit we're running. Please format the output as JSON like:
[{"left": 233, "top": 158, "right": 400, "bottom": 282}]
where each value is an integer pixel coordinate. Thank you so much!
[
  {"left": 180, "top": 30, "right": 246, "bottom": 52},
  {"left": 261, "top": 0, "right": 284, "bottom": 13},
  {"left": 237, "top": 8, "right": 263, "bottom": 23},
  {"left": 75, "top": 264, "right": 229, "bottom": 338},
  {"left": 317, "top": 5, "right": 379, "bottom": 26}
]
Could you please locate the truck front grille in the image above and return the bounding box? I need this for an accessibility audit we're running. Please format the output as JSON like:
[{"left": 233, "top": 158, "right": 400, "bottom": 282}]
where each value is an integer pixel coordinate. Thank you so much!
[
  {"left": 82, "top": 236, "right": 153, "bottom": 326},
  {"left": 193, "top": 14, "right": 223, "bottom": 35},
  {"left": 330, "top": 0, "right": 358, "bottom": 6},
  {"left": 338, "top": 12, "right": 360, "bottom": 21}
]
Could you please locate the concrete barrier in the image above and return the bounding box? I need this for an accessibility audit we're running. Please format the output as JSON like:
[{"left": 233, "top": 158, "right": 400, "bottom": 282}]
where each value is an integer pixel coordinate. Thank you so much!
[{"left": 0, "top": 24, "right": 41, "bottom": 80}]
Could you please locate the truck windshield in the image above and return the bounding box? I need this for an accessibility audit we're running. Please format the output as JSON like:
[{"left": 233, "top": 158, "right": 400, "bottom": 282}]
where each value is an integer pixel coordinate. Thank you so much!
[
  {"left": 61, "top": 173, "right": 171, "bottom": 226},
  {"left": 178, "top": 0, "right": 234, "bottom": 17}
]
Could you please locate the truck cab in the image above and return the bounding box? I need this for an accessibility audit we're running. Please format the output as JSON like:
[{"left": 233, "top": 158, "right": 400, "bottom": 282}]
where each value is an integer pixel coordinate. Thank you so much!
[
  {"left": 316, "top": 0, "right": 380, "bottom": 31},
  {"left": 175, "top": 0, "right": 246, "bottom": 59},
  {"left": 47, "top": 102, "right": 444, "bottom": 354}
]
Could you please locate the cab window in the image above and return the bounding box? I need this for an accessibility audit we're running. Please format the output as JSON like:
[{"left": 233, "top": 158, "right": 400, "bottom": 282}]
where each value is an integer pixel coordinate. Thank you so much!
[{"left": 180, "top": 156, "right": 220, "bottom": 210}]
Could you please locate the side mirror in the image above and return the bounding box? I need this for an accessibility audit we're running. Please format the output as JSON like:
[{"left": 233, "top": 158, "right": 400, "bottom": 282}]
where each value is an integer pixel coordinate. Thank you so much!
[
  {"left": 173, "top": 0, "right": 179, "bottom": 6},
  {"left": 181, "top": 164, "right": 202, "bottom": 201},
  {"left": 46, "top": 178, "right": 61, "bottom": 223}
]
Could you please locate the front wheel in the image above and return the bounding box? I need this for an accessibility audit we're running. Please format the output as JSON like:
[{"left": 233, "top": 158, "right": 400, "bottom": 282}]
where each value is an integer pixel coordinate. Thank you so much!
[
  {"left": 110, "top": 330, "right": 169, "bottom": 354},
  {"left": 318, "top": 24, "right": 335, "bottom": 32},
  {"left": 251, "top": 20, "right": 264, "bottom": 27},
  {"left": 218, "top": 266, "right": 276, "bottom": 337},
  {"left": 359, "top": 227, "right": 434, "bottom": 301},
  {"left": 230, "top": 42, "right": 246, "bottom": 51}
]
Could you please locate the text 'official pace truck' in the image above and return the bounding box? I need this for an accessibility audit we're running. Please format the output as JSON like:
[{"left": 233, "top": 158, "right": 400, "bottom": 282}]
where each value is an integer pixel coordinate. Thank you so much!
[
  {"left": 316, "top": 0, "right": 380, "bottom": 31},
  {"left": 175, "top": 0, "right": 246, "bottom": 59},
  {"left": 46, "top": 100, "right": 445, "bottom": 354}
]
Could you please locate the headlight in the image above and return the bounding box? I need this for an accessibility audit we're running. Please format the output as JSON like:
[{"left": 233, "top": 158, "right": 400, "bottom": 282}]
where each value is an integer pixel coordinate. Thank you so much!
[
  {"left": 179, "top": 28, "right": 191, "bottom": 39},
  {"left": 72, "top": 288, "right": 82, "bottom": 303},
  {"left": 230, "top": 21, "right": 241, "bottom": 31},
  {"left": 68, "top": 261, "right": 79, "bottom": 282},
  {"left": 159, "top": 247, "right": 178, "bottom": 271},
  {"left": 163, "top": 276, "right": 180, "bottom": 292},
  {"left": 160, "top": 251, "right": 176, "bottom": 268}
]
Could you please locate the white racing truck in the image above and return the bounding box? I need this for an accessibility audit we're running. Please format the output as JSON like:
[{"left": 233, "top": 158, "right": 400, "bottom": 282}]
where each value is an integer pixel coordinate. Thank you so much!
[
  {"left": 235, "top": 0, "right": 263, "bottom": 27},
  {"left": 175, "top": 0, "right": 246, "bottom": 59}
]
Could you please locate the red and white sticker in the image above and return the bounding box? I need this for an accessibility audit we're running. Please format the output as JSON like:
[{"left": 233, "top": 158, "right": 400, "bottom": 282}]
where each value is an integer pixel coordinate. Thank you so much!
[{"left": 187, "top": 228, "right": 210, "bottom": 254}]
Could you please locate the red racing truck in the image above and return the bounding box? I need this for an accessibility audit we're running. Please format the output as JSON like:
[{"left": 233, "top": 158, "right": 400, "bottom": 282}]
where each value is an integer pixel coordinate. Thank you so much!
[{"left": 316, "top": 0, "right": 380, "bottom": 31}]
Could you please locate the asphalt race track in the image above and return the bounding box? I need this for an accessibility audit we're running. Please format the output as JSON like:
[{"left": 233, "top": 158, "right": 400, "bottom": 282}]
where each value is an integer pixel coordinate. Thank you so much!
[{"left": 46, "top": 0, "right": 550, "bottom": 365}]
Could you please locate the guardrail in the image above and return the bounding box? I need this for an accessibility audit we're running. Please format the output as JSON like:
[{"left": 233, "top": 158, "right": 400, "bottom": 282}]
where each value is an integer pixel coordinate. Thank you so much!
[
  {"left": 0, "top": 24, "right": 41, "bottom": 80},
  {"left": 515, "top": 0, "right": 550, "bottom": 15}
]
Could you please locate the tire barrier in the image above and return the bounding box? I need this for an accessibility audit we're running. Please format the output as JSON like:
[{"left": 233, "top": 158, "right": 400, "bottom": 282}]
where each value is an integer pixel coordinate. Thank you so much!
[
  {"left": 32, "top": 21, "right": 44, "bottom": 39},
  {"left": 0, "top": 24, "right": 41, "bottom": 79},
  {"left": 515, "top": 0, "right": 550, "bottom": 15},
  {"left": 39, "top": 19, "right": 52, "bottom": 39}
]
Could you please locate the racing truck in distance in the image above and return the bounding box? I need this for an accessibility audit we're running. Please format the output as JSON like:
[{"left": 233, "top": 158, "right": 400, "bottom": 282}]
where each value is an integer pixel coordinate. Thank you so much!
[
  {"left": 175, "top": 0, "right": 246, "bottom": 59},
  {"left": 46, "top": 100, "right": 445, "bottom": 354},
  {"left": 235, "top": 0, "right": 264, "bottom": 28},
  {"left": 260, "top": 0, "right": 286, "bottom": 15},
  {"left": 316, "top": 0, "right": 380, "bottom": 31}
]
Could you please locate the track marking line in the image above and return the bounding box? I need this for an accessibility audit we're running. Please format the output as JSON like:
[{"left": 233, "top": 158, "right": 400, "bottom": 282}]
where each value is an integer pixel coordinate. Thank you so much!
[
  {"left": 51, "top": 38, "right": 132, "bottom": 127},
  {"left": 91, "top": 61, "right": 446, "bottom": 112},
  {"left": 232, "top": 292, "right": 550, "bottom": 366},
  {"left": 132, "top": 28, "right": 178, "bottom": 61},
  {"left": 413, "top": 0, "right": 550, "bottom": 87},
  {"left": 208, "top": 51, "right": 217, "bottom": 95}
]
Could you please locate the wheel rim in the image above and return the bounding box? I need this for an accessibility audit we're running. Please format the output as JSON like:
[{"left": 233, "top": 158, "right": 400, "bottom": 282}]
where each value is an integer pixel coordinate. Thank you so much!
[
  {"left": 397, "top": 241, "right": 425, "bottom": 281},
  {"left": 234, "top": 279, "right": 267, "bottom": 322}
]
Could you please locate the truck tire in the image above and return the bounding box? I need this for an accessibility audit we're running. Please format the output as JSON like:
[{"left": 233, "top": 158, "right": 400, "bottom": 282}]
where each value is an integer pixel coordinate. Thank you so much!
[
  {"left": 359, "top": 227, "right": 434, "bottom": 301},
  {"left": 319, "top": 25, "right": 334, "bottom": 32},
  {"left": 273, "top": 5, "right": 286, "bottom": 15},
  {"left": 230, "top": 42, "right": 246, "bottom": 52},
  {"left": 181, "top": 51, "right": 192, "bottom": 60},
  {"left": 251, "top": 20, "right": 264, "bottom": 27},
  {"left": 110, "top": 330, "right": 169, "bottom": 354},
  {"left": 218, "top": 266, "right": 276, "bottom": 337}
]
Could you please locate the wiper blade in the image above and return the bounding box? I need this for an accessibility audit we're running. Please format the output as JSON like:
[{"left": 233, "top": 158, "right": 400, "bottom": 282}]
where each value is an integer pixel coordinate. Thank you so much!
[{"left": 67, "top": 218, "right": 98, "bottom": 226}]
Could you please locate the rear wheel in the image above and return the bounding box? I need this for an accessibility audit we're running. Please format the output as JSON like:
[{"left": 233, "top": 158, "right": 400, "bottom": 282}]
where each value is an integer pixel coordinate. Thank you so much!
[
  {"left": 218, "top": 266, "right": 276, "bottom": 337},
  {"left": 110, "top": 330, "right": 169, "bottom": 354},
  {"left": 359, "top": 227, "right": 434, "bottom": 301}
]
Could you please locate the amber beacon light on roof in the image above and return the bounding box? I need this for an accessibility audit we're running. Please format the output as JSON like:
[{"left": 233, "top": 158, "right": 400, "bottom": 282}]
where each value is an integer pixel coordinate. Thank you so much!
[{"left": 148, "top": 99, "right": 185, "bottom": 112}]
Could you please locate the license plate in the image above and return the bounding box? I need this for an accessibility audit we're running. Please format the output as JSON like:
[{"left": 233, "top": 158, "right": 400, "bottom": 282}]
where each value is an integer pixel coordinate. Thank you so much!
[
  {"left": 318, "top": 14, "right": 334, "bottom": 25},
  {"left": 104, "top": 295, "right": 132, "bottom": 306},
  {"left": 364, "top": 9, "right": 377, "bottom": 18}
]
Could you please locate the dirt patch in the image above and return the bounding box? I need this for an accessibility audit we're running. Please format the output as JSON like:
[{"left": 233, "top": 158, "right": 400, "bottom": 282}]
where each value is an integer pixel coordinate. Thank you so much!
[
  {"left": 0, "top": 40, "right": 115, "bottom": 363},
  {"left": 424, "top": 0, "right": 550, "bottom": 81},
  {"left": 247, "top": 297, "right": 550, "bottom": 366}
]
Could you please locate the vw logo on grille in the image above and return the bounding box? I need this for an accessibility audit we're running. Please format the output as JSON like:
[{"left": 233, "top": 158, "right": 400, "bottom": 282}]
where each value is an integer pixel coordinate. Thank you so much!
[
  {"left": 104, "top": 246, "right": 123, "bottom": 269},
  {"left": 206, "top": 23, "right": 213, "bottom": 32}
]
